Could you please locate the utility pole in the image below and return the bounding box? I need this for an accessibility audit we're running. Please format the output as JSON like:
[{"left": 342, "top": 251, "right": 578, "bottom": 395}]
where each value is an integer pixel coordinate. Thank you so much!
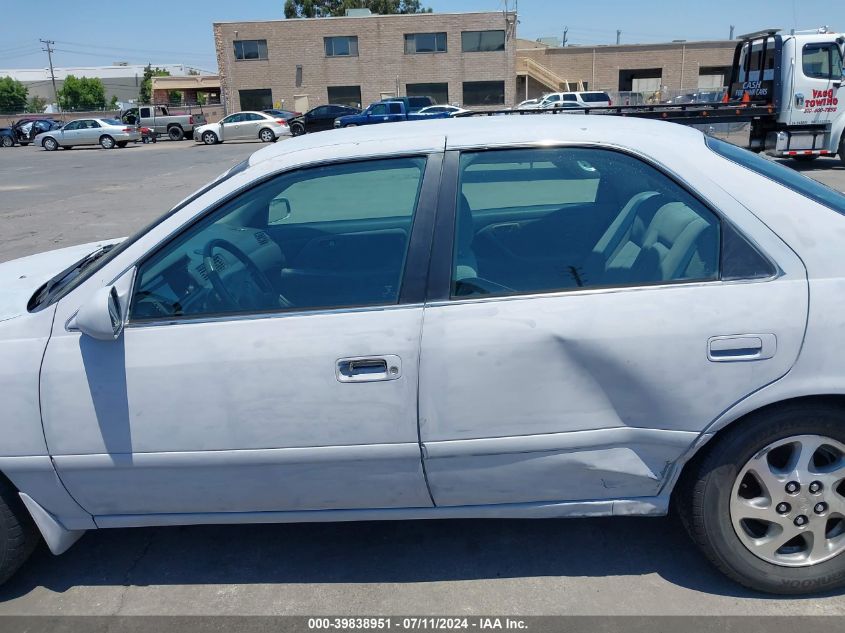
[
  {"left": 562, "top": 26, "right": 568, "bottom": 47},
  {"left": 729, "top": 25, "right": 735, "bottom": 39},
  {"left": 40, "top": 39, "right": 60, "bottom": 113},
  {"left": 616, "top": 30, "right": 622, "bottom": 45}
]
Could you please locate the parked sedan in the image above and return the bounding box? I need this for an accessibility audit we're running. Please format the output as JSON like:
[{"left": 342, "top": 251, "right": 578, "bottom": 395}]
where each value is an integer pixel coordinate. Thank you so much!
[
  {"left": 3, "top": 116, "right": 845, "bottom": 594},
  {"left": 194, "top": 111, "right": 291, "bottom": 145},
  {"left": 286, "top": 104, "right": 361, "bottom": 136},
  {"left": 34, "top": 118, "right": 141, "bottom": 150},
  {"left": 417, "top": 105, "right": 470, "bottom": 116}
]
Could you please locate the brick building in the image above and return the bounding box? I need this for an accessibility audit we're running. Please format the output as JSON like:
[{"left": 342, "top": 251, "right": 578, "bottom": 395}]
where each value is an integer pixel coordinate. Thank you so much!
[
  {"left": 516, "top": 39, "right": 737, "bottom": 103},
  {"left": 213, "top": 11, "right": 517, "bottom": 114}
]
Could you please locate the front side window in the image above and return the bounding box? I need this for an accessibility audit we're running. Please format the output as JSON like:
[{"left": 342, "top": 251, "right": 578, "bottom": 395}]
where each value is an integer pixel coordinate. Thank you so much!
[
  {"left": 452, "top": 148, "right": 721, "bottom": 297},
  {"left": 233, "top": 39, "right": 268, "bottom": 61},
  {"left": 461, "top": 30, "right": 506, "bottom": 52},
  {"left": 404, "top": 32, "right": 447, "bottom": 54},
  {"left": 369, "top": 103, "right": 388, "bottom": 115},
  {"left": 63, "top": 121, "right": 81, "bottom": 130},
  {"left": 803, "top": 43, "right": 844, "bottom": 79},
  {"left": 131, "top": 157, "right": 427, "bottom": 321},
  {"left": 324, "top": 36, "right": 359, "bottom": 57},
  {"left": 463, "top": 81, "right": 505, "bottom": 106}
]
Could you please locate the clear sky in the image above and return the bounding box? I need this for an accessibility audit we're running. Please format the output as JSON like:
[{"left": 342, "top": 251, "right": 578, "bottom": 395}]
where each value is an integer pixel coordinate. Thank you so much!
[{"left": 0, "top": 0, "right": 837, "bottom": 72}]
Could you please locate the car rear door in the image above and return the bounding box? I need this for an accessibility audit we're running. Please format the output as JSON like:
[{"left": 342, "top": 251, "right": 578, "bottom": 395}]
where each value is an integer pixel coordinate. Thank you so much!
[
  {"left": 417, "top": 146, "right": 808, "bottom": 508},
  {"left": 41, "top": 151, "right": 443, "bottom": 518}
]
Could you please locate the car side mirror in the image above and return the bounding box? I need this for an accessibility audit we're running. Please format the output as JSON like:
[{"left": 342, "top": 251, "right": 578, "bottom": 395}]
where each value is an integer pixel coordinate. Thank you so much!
[
  {"left": 68, "top": 267, "right": 135, "bottom": 341},
  {"left": 269, "top": 197, "right": 292, "bottom": 223}
]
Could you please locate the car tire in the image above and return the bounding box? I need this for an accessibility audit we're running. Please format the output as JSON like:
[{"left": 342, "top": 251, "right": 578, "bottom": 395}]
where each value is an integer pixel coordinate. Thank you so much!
[
  {"left": 167, "top": 126, "right": 184, "bottom": 141},
  {"left": 100, "top": 135, "right": 116, "bottom": 149},
  {"left": 61, "top": 146, "right": 72, "bottom": 150},
  {"left": 0, "top": 477, "right": 39, "bottom": 586},
  {"left": 42, "top": 137, "right": 58, "bottom": 151},
  {"left": 202, "top": 131, "right": 219, "bottom": 145},
  {"left": 258, "top": 128, "right": 276, "bottom": 143},
  {"left": 290, "top": 122, "right": 305, "bottom": 136},
  {"left": 677, "top": 402, "right": 845, "bottom": 594},
  {"left": 19, "top": 142, "right": 29, "bottom": 147},
  {"left": 1, "top": 136, "right": 13, "bottom": 148},
  {"left": 116, "top": 141, "right": 128, "bottom": 148}
]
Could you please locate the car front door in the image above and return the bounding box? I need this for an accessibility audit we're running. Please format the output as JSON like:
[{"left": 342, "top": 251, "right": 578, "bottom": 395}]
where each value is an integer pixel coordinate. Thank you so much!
[
  {"left": 418, "top": 147, "right": 808, "bottom": 508},
  {"left": 57, "top": 120, "right": 82, "bottom": 143},
  {"left": 219, "top": 113, "right": 245, "bottom": 140},
  {"left": 307, "top": 106, "right": 331, "bottom": 131},
  {"left": 40, "top": 153, "right": 442, "bottom": 518}
]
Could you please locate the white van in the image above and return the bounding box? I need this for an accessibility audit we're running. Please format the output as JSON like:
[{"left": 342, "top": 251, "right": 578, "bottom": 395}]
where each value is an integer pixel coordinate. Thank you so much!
[{"left": 537, "top": 91, "right": 613, "bottom": 108}]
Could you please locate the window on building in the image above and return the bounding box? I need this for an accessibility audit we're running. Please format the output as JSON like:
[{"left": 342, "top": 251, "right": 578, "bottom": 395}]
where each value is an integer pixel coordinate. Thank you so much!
[
  {"left": 618, "top": 68, "right": 662, "bottom": 92},
  {"left": 327, "top": 85, "right": 362, "bottom": 107},
  {"left": 404, "top": 32, "right": 447, "bottom": 54},
  {"left": 461, "top": 30, "right": 506, "bottom": 52},
  {"left": 463, "top": 81, "right": 505, "bottom": 106},
  {"left": 698, "top": 66, "right": 730, "bottom": 89},
  {"left": 324, "top": 36, "right": 359, "bottom": 57},
  {"left": 803, "top": 43, "right": 844, "bottom": 80},
  {"left": 239, "top": 89, "right": 273, "bottom": 111},
  {"left": 407, "top": 82, "right": 449, "bottom": 105},
  {"left": 233, "top": 40, "right": 268, "bottom": 61}
]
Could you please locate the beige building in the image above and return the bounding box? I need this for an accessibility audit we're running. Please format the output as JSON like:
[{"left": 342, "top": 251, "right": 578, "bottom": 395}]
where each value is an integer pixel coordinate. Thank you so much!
[
  {"left": 516, "top": 39, "right": 737, "bottom": 102},
  {"left": 214, "top": 11, "right": 517, "bottom": 114}
]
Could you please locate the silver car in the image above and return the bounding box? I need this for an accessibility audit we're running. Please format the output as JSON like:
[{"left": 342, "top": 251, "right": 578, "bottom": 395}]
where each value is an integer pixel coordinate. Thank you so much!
[
  {"left": 194, "top": 111, "right": 291, "bottom": 145},
  {"left": 2, "top": 116, "right": 845, "bottom": 594},
  {"left": 34, "top": 117, "right": 141, "bottom": 151}
]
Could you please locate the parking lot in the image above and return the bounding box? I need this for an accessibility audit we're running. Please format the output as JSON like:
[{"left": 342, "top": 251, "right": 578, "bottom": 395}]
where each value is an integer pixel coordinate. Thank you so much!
[{"left": 1, "top": 138, "right": 845, "bottom": 616}]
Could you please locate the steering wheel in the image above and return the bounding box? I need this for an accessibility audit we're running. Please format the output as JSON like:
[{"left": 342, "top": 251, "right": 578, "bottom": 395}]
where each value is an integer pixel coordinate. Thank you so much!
[{"left": 202, "top": 238, "right": 292, "bottom": 310}]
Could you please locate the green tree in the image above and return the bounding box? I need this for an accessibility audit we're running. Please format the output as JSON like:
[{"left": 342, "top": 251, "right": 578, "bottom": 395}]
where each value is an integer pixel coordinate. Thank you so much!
[
  {"left": 26, "top": 95, "right": 48, "bottom": 113},
  {"left": 0, "top": 76, "right": 28, "bottom": 114},
  {"left": 57, "top": 75, "right": 106, "bottom": 110},
  {"left": 284, "top": 0, "right": 430, "bottom": 18},
  {"left": 108, "top": 95, "right": 120, "bottom": 110},
  {"left": 139, "top": 64, "right": 172, "bottom": 104}
]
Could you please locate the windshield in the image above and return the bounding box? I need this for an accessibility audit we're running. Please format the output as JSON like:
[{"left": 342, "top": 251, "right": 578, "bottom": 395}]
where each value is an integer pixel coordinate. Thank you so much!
[
  {"left": 28, "top": 158, "right": 252, "bottom": 311},
  {"left": 706, "top": 136, "right": 845, "bottom": 214}
]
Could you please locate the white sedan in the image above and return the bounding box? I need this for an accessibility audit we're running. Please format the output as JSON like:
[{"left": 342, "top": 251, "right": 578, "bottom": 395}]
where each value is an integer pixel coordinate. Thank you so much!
[
  {"left": 194, "top": 111, "right": 291, "bottom": 145},
  {"left": 417, "top": 105, "right": 470, "bottom": 116},
  {"left": 2, "top": 115, "right": 845, "bottom": 594}
]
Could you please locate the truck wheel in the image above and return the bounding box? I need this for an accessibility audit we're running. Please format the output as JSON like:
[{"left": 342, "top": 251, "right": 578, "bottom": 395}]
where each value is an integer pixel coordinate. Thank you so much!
[
  {"left": 168, "top": 126, "right": 184, "bottom": 141},
  {"left": 99, "top": 135, "right": 116, "bottom": 149},
  {"left": 0, "top": 477, "right": 39, "bottom": 585},
  {"left": 677, "top": 402, "right": 845, "bottom": 594},
  {"left": 42, "top": 137, "right": 58, "bottom": 151}
]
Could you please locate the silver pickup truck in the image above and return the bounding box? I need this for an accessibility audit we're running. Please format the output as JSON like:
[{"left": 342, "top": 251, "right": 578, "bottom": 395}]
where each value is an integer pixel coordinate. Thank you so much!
[{"left": 121, "top": 105, "right": 206, "bottom": 141}]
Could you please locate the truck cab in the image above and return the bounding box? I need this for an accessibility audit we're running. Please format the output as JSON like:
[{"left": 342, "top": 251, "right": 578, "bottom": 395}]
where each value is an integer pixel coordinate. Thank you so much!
[{"left": 731, "top": 28, "right": 845, "bottom": 161}]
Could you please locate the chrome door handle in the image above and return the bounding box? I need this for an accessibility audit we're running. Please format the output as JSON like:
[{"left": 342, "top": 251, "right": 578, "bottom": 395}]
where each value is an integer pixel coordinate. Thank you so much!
[
  {"left": 708, "top": 334, "right": 776, "bottom": 362},
  {"left": 336, "top": 355, "right": 402, "bottom": 382}
]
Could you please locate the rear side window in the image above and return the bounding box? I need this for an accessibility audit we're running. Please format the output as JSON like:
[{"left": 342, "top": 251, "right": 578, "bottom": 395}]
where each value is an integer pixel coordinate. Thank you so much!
[
  {"left": 452, "top": 148, "right": 721, "bottom": 297},
  {"left": 706, "top": 136, "right": 845, "bottom": 214},
  {"left": 581, "top": 93, "right": 611, "bottom": 103}
]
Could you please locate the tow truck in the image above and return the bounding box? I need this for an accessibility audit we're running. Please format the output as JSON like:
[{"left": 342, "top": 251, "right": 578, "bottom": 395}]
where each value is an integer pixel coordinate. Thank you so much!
[{"left": 463, "top": 27, "right": 845, "bottom": 167}]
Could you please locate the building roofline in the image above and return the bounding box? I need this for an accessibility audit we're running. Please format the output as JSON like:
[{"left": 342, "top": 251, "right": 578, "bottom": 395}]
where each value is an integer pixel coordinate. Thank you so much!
[
  {"left": 516, "top": 38, "right": 736, "bottom": 52},
  {"left": 214, "top": 11, "right": 514, "bottom": 26}
]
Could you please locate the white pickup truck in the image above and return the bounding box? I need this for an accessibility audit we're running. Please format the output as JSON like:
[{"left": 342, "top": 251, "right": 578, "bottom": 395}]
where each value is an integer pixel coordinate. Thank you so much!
[{"left": 120, "top": 105, "right": 206, "bottom": 141}]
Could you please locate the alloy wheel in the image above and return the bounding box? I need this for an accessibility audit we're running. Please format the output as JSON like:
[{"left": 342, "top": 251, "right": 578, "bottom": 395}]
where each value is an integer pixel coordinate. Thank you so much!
[{"left": 731, "top": 434, "right": 845, "bottom": 566}]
